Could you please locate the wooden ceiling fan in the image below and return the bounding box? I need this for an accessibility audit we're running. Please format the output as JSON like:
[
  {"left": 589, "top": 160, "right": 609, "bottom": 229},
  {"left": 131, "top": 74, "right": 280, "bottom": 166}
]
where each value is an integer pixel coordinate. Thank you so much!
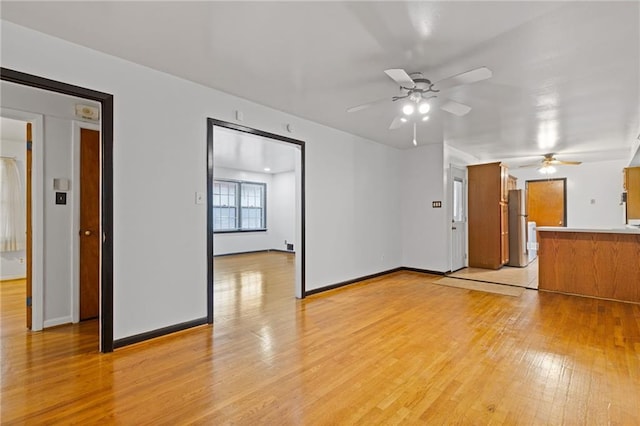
[
  {"left": 519, "top": 153, "right": 582, "bottom": 167},
  {"left": 518, "top": 153, "right": 582, "bottom": 174}
]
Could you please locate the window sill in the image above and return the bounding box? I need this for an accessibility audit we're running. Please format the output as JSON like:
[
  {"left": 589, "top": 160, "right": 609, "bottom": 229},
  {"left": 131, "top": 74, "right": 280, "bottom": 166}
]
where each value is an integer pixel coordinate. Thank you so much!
[{"left": 214, "top": 229, "right": 267, "bottom": 234}]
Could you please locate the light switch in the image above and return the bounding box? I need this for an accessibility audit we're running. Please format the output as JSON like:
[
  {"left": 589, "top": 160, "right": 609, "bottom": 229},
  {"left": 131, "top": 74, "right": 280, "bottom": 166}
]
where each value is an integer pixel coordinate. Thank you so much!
[
  {"left": 55, "top": 192, "right": 67, "bottom": 205},
  {"left": 195, "top": 192, "right": 205, "bottom": 205}
]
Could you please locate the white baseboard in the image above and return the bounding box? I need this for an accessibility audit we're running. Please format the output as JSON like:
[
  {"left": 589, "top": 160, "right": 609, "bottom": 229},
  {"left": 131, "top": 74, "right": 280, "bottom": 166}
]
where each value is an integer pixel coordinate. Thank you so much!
[{"left": 44, "top": 316, "right": 73, "bottom": 328}]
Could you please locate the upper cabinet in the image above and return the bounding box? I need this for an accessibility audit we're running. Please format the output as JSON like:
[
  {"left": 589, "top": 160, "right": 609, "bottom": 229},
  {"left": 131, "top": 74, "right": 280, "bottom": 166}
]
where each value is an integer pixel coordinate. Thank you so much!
[
  {"left": 624, "top": 166, "right": 640, "bottom": 222},
  {"left": 467, "top": 162, "right": 509, "bottom": 269}
]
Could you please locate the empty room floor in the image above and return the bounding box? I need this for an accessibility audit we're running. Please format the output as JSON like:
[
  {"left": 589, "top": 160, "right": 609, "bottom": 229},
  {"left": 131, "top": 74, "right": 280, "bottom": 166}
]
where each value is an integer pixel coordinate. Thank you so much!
[{"left": 2, "top": 252, "right": 639, "bottom": 424}]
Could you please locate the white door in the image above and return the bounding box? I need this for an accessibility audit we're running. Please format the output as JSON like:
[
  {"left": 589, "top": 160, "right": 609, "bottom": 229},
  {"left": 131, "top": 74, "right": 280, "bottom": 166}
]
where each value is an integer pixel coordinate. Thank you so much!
[{"left": 450, "top": 165, "right": 467, "bottom": 272}]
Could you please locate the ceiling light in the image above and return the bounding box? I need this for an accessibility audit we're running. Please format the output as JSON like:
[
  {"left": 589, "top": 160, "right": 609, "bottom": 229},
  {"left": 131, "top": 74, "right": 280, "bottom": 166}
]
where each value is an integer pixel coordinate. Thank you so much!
[
  {"left": 421, "top": 115, "right": 430, "bottom": 122},
  {"left": 538, "top": 165, "right": 556, "bottom": 175},
  {"left": 418, "top": 102, "right": 430, "bottom": 114},
  {"left": 264, "top": 167, "right": 271, "bottom": 172},
  {"left": 402, "top": 104, "right": 415, "bottom": 115}
]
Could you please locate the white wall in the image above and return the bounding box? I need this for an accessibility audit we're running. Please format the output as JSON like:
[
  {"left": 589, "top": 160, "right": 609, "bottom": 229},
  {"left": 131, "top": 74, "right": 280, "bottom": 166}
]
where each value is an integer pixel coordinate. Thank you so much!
[
  {"left": 400, "top": 143, "right": 449, "bottom": 272},
  {"left": 0, "top": 137, "right": 27, "bottom": 280},
  {"left": 509, "top": 159, "right": 627, "bottom": 228},
  {"left": 305, "top": 131, "right": 403, "bottom": 287},
  {"left": 1, "top": 20, "right": 405, "bottom": 339},
  {"left": 630, "top": 140, "right": 640, "bottom": 166},
  {"left": 270, "top": 171, "right": 296, "bottom": 251}
]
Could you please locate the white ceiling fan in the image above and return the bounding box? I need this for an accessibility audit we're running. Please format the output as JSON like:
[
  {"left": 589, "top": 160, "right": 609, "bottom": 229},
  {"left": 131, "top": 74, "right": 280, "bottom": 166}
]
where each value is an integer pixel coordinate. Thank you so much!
[{"left": 347, "top": 66, "right": 492, "bottom": 145}]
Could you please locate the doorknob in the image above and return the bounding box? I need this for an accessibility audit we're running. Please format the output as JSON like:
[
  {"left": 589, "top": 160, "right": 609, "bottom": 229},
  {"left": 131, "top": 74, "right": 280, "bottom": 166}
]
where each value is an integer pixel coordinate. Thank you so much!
[{"left": 83, "top": 230, "right": 91, "bottom": 236}]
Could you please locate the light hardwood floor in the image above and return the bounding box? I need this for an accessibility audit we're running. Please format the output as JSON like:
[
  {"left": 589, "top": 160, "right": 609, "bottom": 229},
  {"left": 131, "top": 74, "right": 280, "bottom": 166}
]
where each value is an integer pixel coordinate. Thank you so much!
[
  {"left": 2, "top": 252, "right": 639, "bottom": 424},
  {"left": 450, "top": 258, "right": 539, "bottom": 289}
]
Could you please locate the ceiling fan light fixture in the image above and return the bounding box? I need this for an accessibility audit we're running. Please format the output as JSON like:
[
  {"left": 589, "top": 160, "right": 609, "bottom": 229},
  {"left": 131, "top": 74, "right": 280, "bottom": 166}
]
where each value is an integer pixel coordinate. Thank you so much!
[
  {"left": 418, "top": 102, "right": 430, "bottom": 114},
  {"left": 538, "top": 165, "right": 556, "bottom": 175},
  {"left": 402, "top": 104, "right": 415, "bottom": 115}
]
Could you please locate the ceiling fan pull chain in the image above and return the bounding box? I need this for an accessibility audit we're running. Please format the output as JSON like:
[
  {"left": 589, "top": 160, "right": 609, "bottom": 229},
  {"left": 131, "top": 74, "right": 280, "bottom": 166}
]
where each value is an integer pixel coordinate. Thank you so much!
[{"left": 413, "top": 123, "right": 417, "bottom": 146}]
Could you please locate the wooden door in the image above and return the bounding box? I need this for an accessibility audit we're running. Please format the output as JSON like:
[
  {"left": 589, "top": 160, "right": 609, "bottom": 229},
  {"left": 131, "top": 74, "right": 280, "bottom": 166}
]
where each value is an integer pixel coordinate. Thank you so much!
[
  {"left": 526, "top": 179, "right": 566, "bottom": 227},
  {"left": 26, "top": 123, "right": 32, "bottom": 329},
  {"left": 79, "top": 128, "right": 100, "bottom": 320},
  {"left": 624, "top": 167, "right": 640, "bottom": 221}
]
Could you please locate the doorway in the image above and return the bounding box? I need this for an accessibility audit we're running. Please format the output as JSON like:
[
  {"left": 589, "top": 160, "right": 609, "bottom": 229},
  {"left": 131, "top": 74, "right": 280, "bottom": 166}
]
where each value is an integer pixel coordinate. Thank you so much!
[
  {"left": 450, "top": 165, "right": 467, "bottom": 272},
  {"left": 1, "top": 68, "right": 114, "bottom": 352},
  {"left": 526, "top": 178, "right": 567, "bottom": 227},
  {"left": 206, "top": 118, "right": 305, "bottom": 322}
]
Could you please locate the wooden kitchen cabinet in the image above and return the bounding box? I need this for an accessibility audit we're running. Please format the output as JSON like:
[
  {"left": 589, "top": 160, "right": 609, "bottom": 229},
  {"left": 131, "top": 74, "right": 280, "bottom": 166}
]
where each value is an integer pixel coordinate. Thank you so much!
[
  {"left": 624, "top": 166, "right": 640, "bottom": 222},
  {"left": 467, "top": 162, "right": 509, "bottom": 269}
]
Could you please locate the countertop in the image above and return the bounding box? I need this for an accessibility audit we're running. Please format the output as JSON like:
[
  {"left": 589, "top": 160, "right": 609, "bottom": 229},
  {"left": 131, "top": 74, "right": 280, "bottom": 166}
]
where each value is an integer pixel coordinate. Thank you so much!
[{"left": 537, "top": 226, "right": 640, "bottom": 235}]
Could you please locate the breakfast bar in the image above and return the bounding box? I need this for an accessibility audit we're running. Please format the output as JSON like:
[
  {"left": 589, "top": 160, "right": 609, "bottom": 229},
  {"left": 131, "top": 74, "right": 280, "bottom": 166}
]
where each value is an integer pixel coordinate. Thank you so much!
[{"left": 537, "top": 227, "right": 640, "bottom": 303}]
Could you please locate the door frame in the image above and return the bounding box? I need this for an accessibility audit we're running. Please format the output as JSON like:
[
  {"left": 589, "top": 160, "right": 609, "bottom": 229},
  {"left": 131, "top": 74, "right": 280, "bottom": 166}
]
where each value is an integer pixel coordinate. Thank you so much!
[
  {"left": 449, "top": 164, "right": 468, "bottom": 272},
  {"left": 1, "top": 68, "right": 115, "bottom": 352},
  {"left": 525, "top": 177, "right": 567, "bottom": 227},
  {"left": 206, "top": 118, "right": 305, "bottom": 321}
]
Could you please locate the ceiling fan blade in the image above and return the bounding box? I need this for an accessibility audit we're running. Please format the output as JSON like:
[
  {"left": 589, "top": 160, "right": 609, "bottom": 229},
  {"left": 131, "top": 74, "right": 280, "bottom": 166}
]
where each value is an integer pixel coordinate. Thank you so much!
[
  {"left": 440, "top": 100, "right": 471, "bottom": 116},
  {"left": 517, "top": 163, "right": 543, "bottom": 168},
  {"left": 548, "top": 160, "right": 582, "bottom": 166},
  {"left": 389, "top": 115, "right": 406, "bottom": 130},
  {"left": 346, "top": 97, "right": 389, "bottom": 113},
  {"left": 434, "top": 66, "right": 492, "bottom": 91},
  {"left": 384, "top": 69, "right": 415, "bottom": 88}
]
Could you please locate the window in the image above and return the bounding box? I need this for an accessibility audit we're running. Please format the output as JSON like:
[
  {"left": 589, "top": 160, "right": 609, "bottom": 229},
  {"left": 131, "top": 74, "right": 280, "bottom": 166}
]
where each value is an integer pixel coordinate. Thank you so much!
[{"left": 213, "top": 179, "right": 266, "bottom": 232}]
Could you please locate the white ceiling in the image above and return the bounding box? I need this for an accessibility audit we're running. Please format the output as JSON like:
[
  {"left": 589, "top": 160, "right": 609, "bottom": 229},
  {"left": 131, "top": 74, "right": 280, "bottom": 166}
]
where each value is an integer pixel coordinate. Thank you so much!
[
  {"left": 2, "top": 1, "right": 638, "bottom": 167},
  {"left": 213, "top": 126, "right": 297, "bottom": 174}
]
